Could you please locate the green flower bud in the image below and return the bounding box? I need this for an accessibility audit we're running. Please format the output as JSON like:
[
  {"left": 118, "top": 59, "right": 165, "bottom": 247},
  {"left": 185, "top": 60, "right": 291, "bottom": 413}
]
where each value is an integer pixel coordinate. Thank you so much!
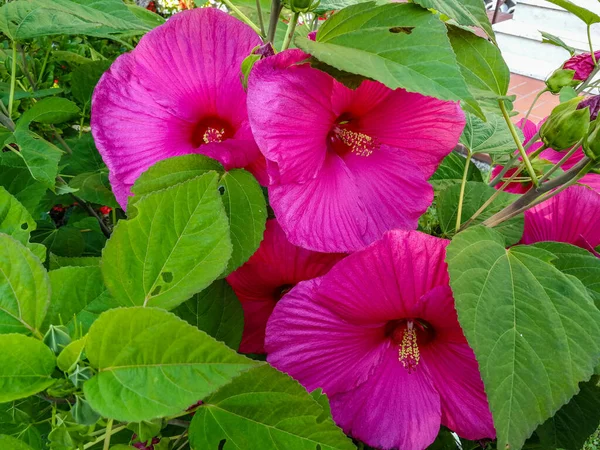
[
  {"left": 43, "top": 324, "right": 71, "bottom": 354},
  {"left": 540, "top": 98, "right": 591, "bottom": 151},
  {"left": 583, "top": 118, "right": 600, "bottom": 161},
  {"left": 68, "top": 364, "right": 94, "bottom": 388},
  {"left": 71, "top": 396, "right": 100, "bottom": 426},
  {"left": 545, "top": 68, "right": 579, "bottom": 94},
  {"left": 285, "top": 0, "right": 318, "bottom": 12}
]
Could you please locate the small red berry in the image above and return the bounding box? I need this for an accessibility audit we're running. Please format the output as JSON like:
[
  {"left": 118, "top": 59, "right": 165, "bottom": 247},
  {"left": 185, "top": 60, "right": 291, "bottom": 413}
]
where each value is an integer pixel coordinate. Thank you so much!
[{"left": 99, "top": 206, "right": 112, "bottom": 215}]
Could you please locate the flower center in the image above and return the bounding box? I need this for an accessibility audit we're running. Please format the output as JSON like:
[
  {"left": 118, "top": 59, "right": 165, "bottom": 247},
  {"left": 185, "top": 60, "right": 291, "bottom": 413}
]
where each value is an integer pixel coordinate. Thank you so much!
[
  {"left": 274, "top": 284, "right": 294, "bottom": 301},
  {"left": 386, "top": 319, "right": 435, "bottom": 374},
  {"left": 328, "top": 114, "right": 377, "bottom": 157},
  {"left": 191, "top": 117, "right": 234, "bottom": 147}
]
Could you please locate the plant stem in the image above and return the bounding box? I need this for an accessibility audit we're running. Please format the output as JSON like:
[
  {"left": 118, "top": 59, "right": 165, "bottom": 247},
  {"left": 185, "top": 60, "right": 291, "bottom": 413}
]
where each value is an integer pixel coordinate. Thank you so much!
[
  {"left": 58, "top": 176, "right": 112, "bottom": 237},
  {"left": 538, "top": 140, "right": 581, "bottom": 184},
  {"left": 176, "top": 440, "right": 190, "bottom": 450},
  {"left": 281, "top": 12, "right": 299, "bottom": 51},
  {"left": 221, "top": 0, "right": 263, "bottom": 36},
  {"left": 455, "top": 150, "right": 472, "bottom": 233},
  {"left": 267, "top": 0, "right": 282, "bottom": 44},
  {"left": 102, "top": 419, "right": 113, "bottom": 450},
  {"left": 82, "top": 424, "right": 126, "bottom": 449},
  {"left": 37, "top": 44, "right": 52, "bottom": 86},
  {"left": 577, "top": 64, "right": 600, "bottom": 93},
  {"left": 256, "top": 0, "right": 266, "bottom": 37},
  {"left": 588, "top": 24, "right": 597, "bottom": 66},
  {"left": 18, "top": 44, "right": 36, "bottom": 90},
  {"left": 8, "top": 40, "right": 17, "bottom": 119},
  {"left": 52, "top": 126, "right": 72, "bottom": 154},
  {"left": 522, "top": 89, "right": 546, "bottom": 125},
  {"left": 499, "top": 99, "right": 539, "bottom": 187}
]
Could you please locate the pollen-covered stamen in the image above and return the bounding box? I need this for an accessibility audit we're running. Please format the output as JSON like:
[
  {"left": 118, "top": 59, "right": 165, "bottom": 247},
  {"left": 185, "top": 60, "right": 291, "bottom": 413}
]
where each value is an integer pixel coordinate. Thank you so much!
[
  {"left": 333, "top": 126, "right": 377, "bottom": 157},
  {"left": 398, "top": 320, "right": 420, "bottom": 373},
  {"left": 203, "top": 127, "right": 226, "bottom": 144}
]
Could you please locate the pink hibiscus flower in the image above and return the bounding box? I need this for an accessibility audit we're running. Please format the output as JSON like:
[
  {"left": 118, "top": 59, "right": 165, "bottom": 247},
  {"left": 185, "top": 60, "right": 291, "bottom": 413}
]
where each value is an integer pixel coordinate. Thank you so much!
[
  {"left": 247, "top": 50, "right": 465, "bottom": 252},
  {"left": 521, "top": 185, "right": 600, "bottom": 252},
  {"left": 92, "top": 8, "right": 265, "bottom": 209},
  {"left": 226, "top": 219, "right": 343, "bottom": 353},
  {"left": 564, "top": 51, "right": 600, "bottom": 81},
  {"left": 265, "top": 230, "right": 495, "bottom": 450}
]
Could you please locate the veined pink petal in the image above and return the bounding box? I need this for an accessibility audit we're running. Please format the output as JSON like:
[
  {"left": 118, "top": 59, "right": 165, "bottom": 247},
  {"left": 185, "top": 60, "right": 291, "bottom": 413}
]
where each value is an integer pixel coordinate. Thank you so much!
[
  {"left": 330, "top": 347, "right": 442, "bottom": 450},
  {"left": 579, "top": 173, "right": 600, "bottom": 193},
  {"left": 92, "top": 8, "right": 263, "bottom": 209},
  {"left": 269, "top": 155, "right": 368, "bottom": 252},
  {"left": 541, "top": 146, "right": 585, "bottom": 171},
  {"left": 522, "top": 185, "right": 600, "bottom": 248},
  {"left": 265, "top": 278, "right": 389, "bottom": 395}
]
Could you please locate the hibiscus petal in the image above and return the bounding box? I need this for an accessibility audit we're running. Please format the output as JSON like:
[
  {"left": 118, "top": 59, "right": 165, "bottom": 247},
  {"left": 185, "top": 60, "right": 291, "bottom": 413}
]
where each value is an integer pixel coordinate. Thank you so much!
[
  {"left": 265, "top": 278, "right": 388, "bottom": 395},
  {"left": 238, "top": 298, "right": 275, "bottom": 354},
  {"left": 344, "top": 144, "right": 433, "bottom": 243},
  {"left": 330, "top": 347, "right": 442, "bottom": 450},
  {"left": 316, "top": 230, "right": 450, "bottom": 323},
  {"left": 247, "top": 49, "right": 333, "bottom": 184},
  {"left": 579, "top": 173, "right": 600, "bottom": 193},
  {"left": 522, "top": 185, "right": 600, "bottom": 248},
  {"left": 269, "top": 154, "right": 368, "bottom": 252}
]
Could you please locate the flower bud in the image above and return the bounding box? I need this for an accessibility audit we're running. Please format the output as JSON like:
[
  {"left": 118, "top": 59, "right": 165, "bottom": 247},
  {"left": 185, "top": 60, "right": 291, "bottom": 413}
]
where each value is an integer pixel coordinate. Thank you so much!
[
  {"left": 68, "top": 364, "right": 94, "bottom": 388},
  {"left": 43, "top": 325, "right": 71, "bottom": 354},
  {"left": 564, "top": 51, "right": 600, "bottom": 81},
  {"left": 583, "top": 118, "right": 600, "bottom": 161},
  {"left": 284, "top": 0, "right": 318, "bottom": 12},
  {"left": 71, "top": 396, "right": 100, "bottom": 426},
  {"left": 545, "top": 68, "right": 578, "bottom": 93},
  {"left": 540, "top": 98, "right": 591, "bottom": 151}
]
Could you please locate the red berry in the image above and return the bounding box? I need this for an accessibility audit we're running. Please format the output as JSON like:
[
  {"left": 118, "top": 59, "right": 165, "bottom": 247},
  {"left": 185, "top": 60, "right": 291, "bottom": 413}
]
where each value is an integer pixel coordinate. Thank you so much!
[{"left": 99, "top": 206, "right": 112, "bottom": 215}]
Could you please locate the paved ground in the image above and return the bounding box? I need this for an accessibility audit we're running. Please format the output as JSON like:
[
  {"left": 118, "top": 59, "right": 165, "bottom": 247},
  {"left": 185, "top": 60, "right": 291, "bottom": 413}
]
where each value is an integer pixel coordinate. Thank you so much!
[{"left": 509, "top": 74, "right": 560, "bottom": 124}]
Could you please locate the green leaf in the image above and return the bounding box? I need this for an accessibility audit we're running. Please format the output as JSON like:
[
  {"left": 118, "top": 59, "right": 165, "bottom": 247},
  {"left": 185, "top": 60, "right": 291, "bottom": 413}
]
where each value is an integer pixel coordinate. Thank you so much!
[
  {"left": 0, "top": 234, "right": 50, "bottom": 336},
  {"left": 448, "top": 26, "right": 510, "bottom": 118},
  {"left": 446, "top": 226, "right": 600, "bottom": 450},
  {"left": 189, "top": 365, "right": 355, "bottom": 450},
  {"left": 219, "top": 169, "right": 267, "bottom": 274},
  {"left": 49, "top": 254, "right": 100, "bottom": 270},
  {"left": 0, "top": 434, "right": 36, "bottom": 450},
  {"left": 0, "top": 167, "right": 46, "bottom": 216},
  {"left": 0, "top": 334, "right": 56, "bottom": 402},
  {"left": 0, "top": 187, "right": 36, "bottom": 244},
  {"left": 0, "top": 0, "right": 151, "bottom": 40},
  {"left": 313, "top": 0, "right": 371, "bottom": 14},
  {"left": 429, "top": 151, "right": 483, "bottom": 191},
  {"left": 126, "top": 4, "right": 165, "bottom": 29},
  {"left": 12, "top": 129, "right": 62, "bottom": 189},
  {"left": 541, "top": 31, "right": 576, "bottom": 56},
  {"left": 297, "top": 3, "right": 475, "bottom": 107},
  {"left": 31, "top": 221, "right": 85, "bottom": 257},
  {"left": 437, "top": 181, "right": 524, "bottom": 245},
  {"left": 531, "top": 242, "right": 600, "bottom": 308},
  {"left": 536, "top": 376, "right": 600, "bottom": 450},
  {"left": 71, "top": 61, "right": 112, "bottom": 106},
  {"left": 413, "top": 0, "right": 495, "bottom": 41},
  {"left": 559, "top": 86, "right": 578, "bottom": 103},
  {"left": 174, "top": 279, "right": 244, "bottom": 350},
  {"left": 102, "top": 172, "right": 232, "bottom": 310},
  {"left": 69, "top": 172, "right": 118, "bottom": 208},
  {"left": 83, "top": 307, "right": 256, "bottom": 422},
  {"left": 57, "top": 336, "right": 87, "bottom": 372},
  {"left": 45, "top": 266, "right": 117, "bottom": 335},
  {"left": 18, "top": 98, "right": 80, "bottom": 126},
  {"left": 52, "top": 50, "right": 92, "bottom": 65},
  {"left": 545, "top": 0, "right": 600, "bottom": 24},
  {"left": 460, "top": 112, "right": 521, "bottom": 155},
  {"left": 61, "top": 134, "right": 106, "bottom": 175}
]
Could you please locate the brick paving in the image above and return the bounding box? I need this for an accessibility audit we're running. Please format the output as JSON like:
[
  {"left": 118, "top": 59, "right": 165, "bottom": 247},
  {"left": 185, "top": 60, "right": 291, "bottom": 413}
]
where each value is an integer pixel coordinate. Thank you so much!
[{"left": 508, "top": 74, "right": 559, "bottom": 124}]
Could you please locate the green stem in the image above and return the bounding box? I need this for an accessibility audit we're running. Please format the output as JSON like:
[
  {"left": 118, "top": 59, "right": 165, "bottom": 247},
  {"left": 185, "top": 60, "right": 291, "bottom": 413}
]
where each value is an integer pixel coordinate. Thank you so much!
[
  {"left": 588, "top": 24, "right": 597, "bottom": 66},
  {"left": 79, "top": 103, "right": 87, "bottom": 138},
  {"left": 37, "top": 44, "right": 52, "bottom": 85},
  {"left": 221, "top": 0, "right": 264, "bottom": 36},
  {"left": 281, "top": 12, "right": 299, "bottom": 52},
  {"left": 8, "top": 40, "right": 17, "bottom": 119},
  {"left": 577, "top": 64, "right": 600, "bottom": 93},
  {"left": 499, "top": 99, "right": 539, "bottom": 187},
  {"left": 538, "top": 140, "right": 581, "bottom": 183},
  {"left": 256, "top": 0, "right": 266, "bottom": 37},
  {"left": 267, "top": 0, "right": 283, "bottom": 44},
  {"left": 82, "top": 424, "right": 125, "bottom": 449},
  {"left": 455, "top": 150, "right": 472, "bottom": 233},
  {"left": 103, "top": 419, "right": 113, "bottom": 450},
  {"left": 522, "top": 89, "right": 546, "bottom": 126}
]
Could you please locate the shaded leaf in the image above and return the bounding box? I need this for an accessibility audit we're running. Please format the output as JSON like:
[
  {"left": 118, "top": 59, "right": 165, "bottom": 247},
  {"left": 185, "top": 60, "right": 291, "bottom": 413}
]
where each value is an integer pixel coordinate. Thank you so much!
[
  {"left": 12, "top": 130, "right": 62, "bottom": 189},
  {"left": 71, "top": 61, "right": 112, "bottom": 106},
  {"left": 0, "top": 434, "right": 36, "bottom": 450},
  {"left": 70, "top": 171, "right": 118, "bottom": 208},
  {"left": 31, "top": 221, "right": 85, "bottom": 257},
  {"left": 0, "top": 186, "right": 36, "bottom": 244},
  {"left": 429, "top": 151, "right": 483, "bottom": 191},
  {"left": 0, "top": 167, "right": 46, "bottom": 216}
]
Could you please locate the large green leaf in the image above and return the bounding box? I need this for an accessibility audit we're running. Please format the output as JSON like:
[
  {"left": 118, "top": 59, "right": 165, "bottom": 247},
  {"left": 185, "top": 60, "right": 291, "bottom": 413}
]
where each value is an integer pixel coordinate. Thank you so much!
[
  {"left": 11, "top": 130, "right": 62, "bottom": 189},
  {"left": 545, "top": 0, "right": 600, "bottom": 24},
  {"left": 69, "top": 171, "right": 118, "bottom": 208},
  {"left": 61, "top": 134, "right": 106, "bottom": 176},
  {"left": 446, "top": 226, "right": 600, "bottom": 450},
  {"left": 83, "top": 307, "right": 256, "bottom": 422},
  {"left": 0, "top": 0, "right": 151, "bottom": 40},
  {"left": 536, "top": 376, "right": 600, "bottom": 450},
  {"left": 31, "top": 221, "right": 85, "bottom": 258},
  {"left": 0, "top": 334, "right": 56, "bottom": 402},
  {"left": 102, "top": 172, "right": 232, "bottom": 310},
  {"left": 437, "top": 181, "right": 523, "bottom": 245},
  {"left": 0, "top": 434, "right": 36, "bottom": 450},
  {"left": 174, "top": 279, "right": 244, "bottom": 350},
  {"left": 0, "top": 167, "right": 46, "bottom": 215},
  {"left": 0, "top": 234, "right": 50, "bottom": 336},
  {"left": 189, "top": 364, "right": 355, "bottom": 450},
  {"left": 313, "top": 0, "right": 371, "bottom": 14},
  {"left": 413, "top": 0, "right": 494, "bottom": 41},
  {"left": 297, "top": 3, "right": 475, "bottom": 108},
  {"left": 0, "top": 187, "right": 36, "bottom": 244},
  {"left": 71, "top": 61, "right": 112, "bottom": 106},
  {"left": 45, "top": 266, "right": 117, "bottom": 335},
  {"left": 460, "top": 112, "right": 521, "bottom": 155},
  {"left": 18, "top": 98, "right": 80, "bottom": 126},
  {"left": 219, "top": 169, "right": 267, "bottom": 274},
  {"left": 430, "top": 151, "right": 483, "bottom": 191}
]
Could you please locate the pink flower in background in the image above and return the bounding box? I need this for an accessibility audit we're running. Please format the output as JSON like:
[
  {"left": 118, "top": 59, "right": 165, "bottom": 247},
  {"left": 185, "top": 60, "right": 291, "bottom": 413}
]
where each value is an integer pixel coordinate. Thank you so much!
[
  {"left": 540, "top": 146, "right": 600, "bottom": 194},
  {"left": 521, "top": 185, "right": 600, "bottom": 252},
  {"left": 247, "top": 50, "right": 465, "bottom": 252},
  {"left": 265, "top": 230, "right": 495, "bottom": 450},
  {"left": 564, "top": 51, "right": 600, "bottom": 81},
  {"left": 227, "top": 219, "right": 343, "bottom": 353},
  {"left": 92, "top": 8, "right": 265, "bottom": 209}
]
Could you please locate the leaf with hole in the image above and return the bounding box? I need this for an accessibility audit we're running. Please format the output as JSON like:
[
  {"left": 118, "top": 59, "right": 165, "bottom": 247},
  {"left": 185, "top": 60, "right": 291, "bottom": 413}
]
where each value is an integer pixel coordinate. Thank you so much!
[
  {"left": 83, "top": 307, "right": 256, "bottom": 422},
  {"left": 0, "top": 187, "right": 36, "bottom": 244}
]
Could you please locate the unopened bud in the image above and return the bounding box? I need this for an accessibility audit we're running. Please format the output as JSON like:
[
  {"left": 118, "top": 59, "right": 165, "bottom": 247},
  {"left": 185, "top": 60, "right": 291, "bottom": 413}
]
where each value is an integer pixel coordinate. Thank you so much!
[
  {"left": 540, "top": 98, "right": 590, "bottom": 150},
  {"left": 43, "top": 325, "right": 71, "bottom": 354},
  {"left": 546, "top": 68, "right": 578, "bottom": 93},
  {"left": 583, "top": 118, "right": 600, "bottom": 161}
]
